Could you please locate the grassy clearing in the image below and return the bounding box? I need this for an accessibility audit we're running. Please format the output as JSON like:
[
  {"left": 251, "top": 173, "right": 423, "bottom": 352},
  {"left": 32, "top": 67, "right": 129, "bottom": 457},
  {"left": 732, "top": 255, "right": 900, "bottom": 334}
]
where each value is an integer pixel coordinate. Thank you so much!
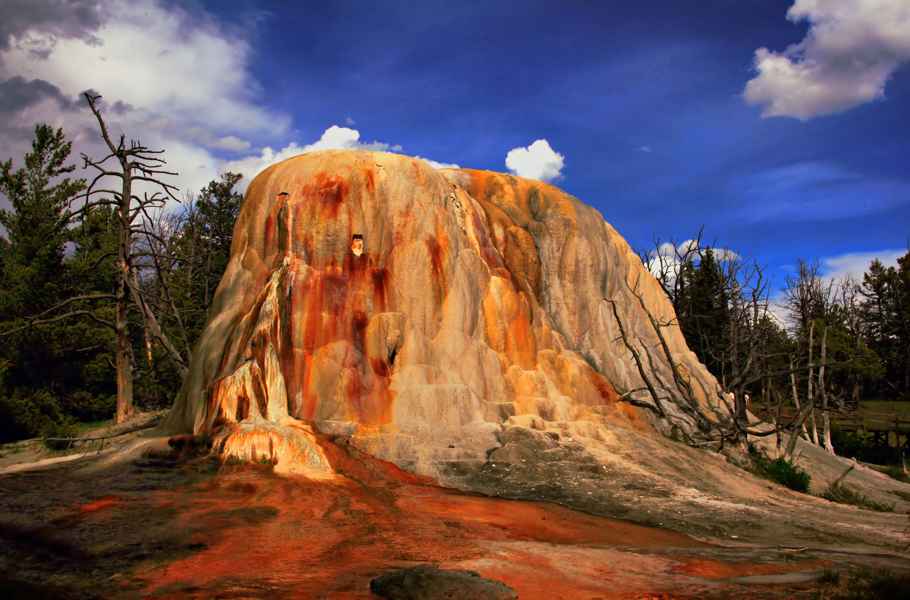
[{"left": 858, "top": 400, "right": 910, "bottom": 417}]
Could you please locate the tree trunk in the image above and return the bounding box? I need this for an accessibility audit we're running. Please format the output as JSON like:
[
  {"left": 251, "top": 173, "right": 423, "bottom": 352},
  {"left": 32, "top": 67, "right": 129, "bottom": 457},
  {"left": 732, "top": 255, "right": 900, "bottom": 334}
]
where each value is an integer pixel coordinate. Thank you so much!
[
  {"left": 789, "top": 356, "right": 809, "bottom": 439},
  {"left": 807, "top": 321, "right": 819, "bottom": 445},
  {"left": 115, "top": 169, "right": 134, "bottom": 424},
  {"left": 819, "top": 325, "right": 835, "bottom": 454},
  {"left": 128, "top": 268, "right": 188, "bottom": 379}
]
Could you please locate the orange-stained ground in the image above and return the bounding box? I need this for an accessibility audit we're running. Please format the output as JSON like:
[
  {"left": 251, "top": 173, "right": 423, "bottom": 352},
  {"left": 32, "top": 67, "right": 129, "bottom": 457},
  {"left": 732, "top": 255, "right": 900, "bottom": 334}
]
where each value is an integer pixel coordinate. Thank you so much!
[
  {"left": 79, "top": 495, "right": 122, "bottom": 513},
  {"left": 116, "top": 436, "right": 829, "bottom": 599}
]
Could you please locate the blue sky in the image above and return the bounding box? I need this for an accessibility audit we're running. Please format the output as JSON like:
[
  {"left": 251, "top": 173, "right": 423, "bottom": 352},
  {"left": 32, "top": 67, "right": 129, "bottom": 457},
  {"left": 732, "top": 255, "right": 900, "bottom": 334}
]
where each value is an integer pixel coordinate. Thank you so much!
[{"left": 1, "top": 0, "right": 908, "bottom": 290}]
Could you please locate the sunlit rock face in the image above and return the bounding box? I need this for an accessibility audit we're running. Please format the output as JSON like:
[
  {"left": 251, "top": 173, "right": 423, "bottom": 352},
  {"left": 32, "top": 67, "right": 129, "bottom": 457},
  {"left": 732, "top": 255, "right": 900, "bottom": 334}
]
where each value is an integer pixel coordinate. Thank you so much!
[{"left": 166, "top": 150, "right": 723, "bottom": 478}]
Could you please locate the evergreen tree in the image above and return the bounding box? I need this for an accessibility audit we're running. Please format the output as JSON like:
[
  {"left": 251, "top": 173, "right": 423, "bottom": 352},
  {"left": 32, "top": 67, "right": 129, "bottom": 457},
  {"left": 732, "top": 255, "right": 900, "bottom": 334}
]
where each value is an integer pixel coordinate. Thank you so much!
[
  {"left": 895, "top": 251, "right": 910, "bottom": 394},
  {"left": 169, "top": 172, "right": 243, "bottom": 343},
  {"left": 860, "top": 254, "right": 909, "bottom": 398},
  {"left": 0, "top": 125, "right": 86, "bottom": 388},
  {"left": 0, "top": 125, "right": 87, "bottom": 439},
  {"left": 676, "top": 248, "right": 730, "bottom": 379},
  {"left": 63, "top": 206, "right": 119, "bottom": 413},
  {"left": 194, "top": 171, "right": 243, "bottom": 311},
  {"left": 0, "top": 125, "right": 85, "bottom": 316}
]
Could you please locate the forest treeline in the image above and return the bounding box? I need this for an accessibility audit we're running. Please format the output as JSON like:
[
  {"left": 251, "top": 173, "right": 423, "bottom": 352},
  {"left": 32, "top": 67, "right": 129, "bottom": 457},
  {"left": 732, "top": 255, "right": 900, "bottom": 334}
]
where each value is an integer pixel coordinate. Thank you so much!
[
  {"left": 0, "top": 122, "right": 242, "bottom": 441},
  {"left": 0, "top": 121, "right": 908, "bottom": 452},
  {"left": 645, "top": 235, "right": 909, "bottom": 454}
]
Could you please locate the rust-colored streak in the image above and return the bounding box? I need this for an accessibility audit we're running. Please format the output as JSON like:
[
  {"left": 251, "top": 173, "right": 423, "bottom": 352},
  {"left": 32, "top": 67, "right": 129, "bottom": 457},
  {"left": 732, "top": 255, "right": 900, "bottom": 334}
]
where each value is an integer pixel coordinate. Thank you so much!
[
  {"left": 425, "top": 236, "right": 447, "bottom": 306},
  {"left": 234, "top": 226, "right": 395, "bottom": 428},
  {"left": 351, "top": 310, "right": 368, "bottom": 354},
  {"left": 235, "top": 394, "right": 249, "bottom": 422},
  {"left": 587, "top": 367, "right": 620, "bottom": 403},
  {"left": 371, "top": 267, "right": 388, "bottom": 310},
  {"left": 671, "top": 558, "right": 828, "bottom": 580},
  {"left": 79, "top": 495, "right": 121, "bottom": 513},
  {"left": 506, "top": 296, "right": 536, "bottom": 369},
  {"left": 262, "top": 212, "right": 276, "bottom": 257},
  {"left": 369, "top": 357, "right": 390, "bottom": 377},
  {"left": 426, "top": 237, "right": 443, "bottom": 278}
]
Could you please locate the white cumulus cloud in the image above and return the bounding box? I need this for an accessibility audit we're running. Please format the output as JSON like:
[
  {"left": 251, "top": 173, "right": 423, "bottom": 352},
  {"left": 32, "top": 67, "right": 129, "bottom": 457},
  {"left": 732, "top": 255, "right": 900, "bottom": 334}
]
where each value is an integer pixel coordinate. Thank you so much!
[
  {"left": 1, "top": 1, "right": 288, "bottom": 135},
  {"left": 211, "top": 136, "right": 252, "bottom": 152},
  {"left": 744, "top": 0, "right": 910, "bottom": 120},
  {"left": 505, "top": 139, "right": 564, "bottom": 182},
  {"left": 0, "top": 0, "right": 461, "bottom": 207},
  {"left": 820, "top": 248, "right": 905, "bottom": 282},
  {"left": 415, "top": 156, "right": 460, "bottom": 170},
  {"left": 646, "top": 239, "right": 739, "bottom": 281},
  {"left": 770, "top": 248, "right": 905, "bottom": 327},
  {"left": 222, "top": 125, "right": 412, "bottom": 187},
  {"left": 0, "top": 0, "right": 292, "bottom": 201}
]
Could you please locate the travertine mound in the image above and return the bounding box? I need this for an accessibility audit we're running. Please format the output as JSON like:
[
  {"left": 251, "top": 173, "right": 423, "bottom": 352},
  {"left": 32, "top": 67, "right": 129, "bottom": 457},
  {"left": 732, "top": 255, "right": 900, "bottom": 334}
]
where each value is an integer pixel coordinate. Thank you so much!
[{"left": 166, "top": 150, "right": 726, "bottom": 477}]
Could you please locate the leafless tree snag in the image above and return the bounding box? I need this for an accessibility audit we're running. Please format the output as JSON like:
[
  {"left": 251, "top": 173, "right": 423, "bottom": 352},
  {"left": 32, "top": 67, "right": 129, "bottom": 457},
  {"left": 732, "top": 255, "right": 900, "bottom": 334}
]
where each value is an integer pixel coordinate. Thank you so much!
[{"left": 78, "top": 91, "right": 185, "bottom": 423}]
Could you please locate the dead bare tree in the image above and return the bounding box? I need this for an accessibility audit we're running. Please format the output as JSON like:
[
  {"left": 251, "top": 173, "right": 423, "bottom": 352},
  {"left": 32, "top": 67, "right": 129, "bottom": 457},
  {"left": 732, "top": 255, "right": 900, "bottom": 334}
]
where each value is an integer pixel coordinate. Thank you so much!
[
  {"left": 132, "top": 206, "right": 194, "bottom": 362},
  {"left": 818, "top": 324, "right": 835, "bottom": 453},
  {"left": 807, "top": 320, "right": 819, "bottom": 445},
  {"left": 74, "top": 92, "right": 188, "bottom": 423},
  {"left": 640, "top": 229, "right": 704, "bottom": 309},
  {"left": 636, "top": 237, "right": 858, "bottom": 455}
]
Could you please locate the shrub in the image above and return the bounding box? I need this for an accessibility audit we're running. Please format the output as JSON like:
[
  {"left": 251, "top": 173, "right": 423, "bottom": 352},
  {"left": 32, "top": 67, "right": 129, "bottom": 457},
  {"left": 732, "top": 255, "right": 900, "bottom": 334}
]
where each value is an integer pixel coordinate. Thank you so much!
[
  {"left": 748, "top": 445, "right": 811, "bottom": 492},
  {"left": 60, "top": 390, "right": 115, "bottom": 422},
  {"left": 0, "top": 388, "right": 66, "bottom": 442},
  {"left": 822, "top": 482, "right": 895, "bottom": 512}
]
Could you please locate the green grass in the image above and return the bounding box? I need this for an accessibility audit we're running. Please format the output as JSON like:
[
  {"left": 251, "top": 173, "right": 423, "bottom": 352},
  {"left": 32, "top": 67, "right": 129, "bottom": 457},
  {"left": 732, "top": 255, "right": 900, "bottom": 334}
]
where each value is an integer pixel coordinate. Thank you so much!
[
  {"left": 857, "top": 400, "right": 910, "bottom": 417},
  {"left": 747, "top": 446, "right": 811, "bottom": 493},
  {"left": 73, "top": 419, "right": 112, "bottom": 433},
  {"left": 821, "top": 481, "right": 895, "bottom": 512}
]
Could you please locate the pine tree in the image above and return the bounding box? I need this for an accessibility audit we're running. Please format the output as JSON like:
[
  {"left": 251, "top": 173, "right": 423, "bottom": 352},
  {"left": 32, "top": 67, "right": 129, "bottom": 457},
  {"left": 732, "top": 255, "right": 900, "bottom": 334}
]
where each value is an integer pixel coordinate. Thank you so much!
[
  {"left": 169, "top": 172, "right": 243, "bottom": 343},
  {"left": 194, "top": 172, "right": 243, "bottom": 312},
  {"left": 0, "top": 125, "right": 87, "bottom": 439},
  {"left": 0, "top": 125, "right": 85, "bottom": 317},
  {"left": 861, "top": 257, "right": 905, "bottom": 397},
  {"left": 0, "top": 125, "right": 86, "bottom": 385},
  {"left": 677, "top": 248, "right": 730, "bottom": 379}
]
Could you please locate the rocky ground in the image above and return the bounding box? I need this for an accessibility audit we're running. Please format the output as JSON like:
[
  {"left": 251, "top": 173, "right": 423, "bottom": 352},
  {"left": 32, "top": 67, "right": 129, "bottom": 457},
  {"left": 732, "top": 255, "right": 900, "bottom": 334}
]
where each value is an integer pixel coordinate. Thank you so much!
[
  {"left": 0, "top": 417, "right": 908, "bottom": 599},
  {"left": 443, "top": 420, "right": 910, "bottom": 551}
]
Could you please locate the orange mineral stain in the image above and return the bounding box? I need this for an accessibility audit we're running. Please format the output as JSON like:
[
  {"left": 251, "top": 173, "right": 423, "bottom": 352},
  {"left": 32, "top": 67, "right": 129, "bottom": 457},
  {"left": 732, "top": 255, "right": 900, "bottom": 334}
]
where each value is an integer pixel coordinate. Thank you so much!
[
  {"left": 134, "top": 438, "right": 818, "bottom": 599},
  {"left": 671, "top": 557, "right": 829, "bottom": 580},
  {"left": 79, "top": 495, "right": 121, "bottom": 513}
]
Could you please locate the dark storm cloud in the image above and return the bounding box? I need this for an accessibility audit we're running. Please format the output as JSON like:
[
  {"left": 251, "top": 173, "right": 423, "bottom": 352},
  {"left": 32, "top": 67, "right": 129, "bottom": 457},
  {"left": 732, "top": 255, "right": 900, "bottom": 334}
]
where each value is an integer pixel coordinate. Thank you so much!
[
  {"left": 0, "top": 76, "right": 80, "bottom": 112},
  {"left": 0, "top": 0, "right": 105, "bottom": 53}
]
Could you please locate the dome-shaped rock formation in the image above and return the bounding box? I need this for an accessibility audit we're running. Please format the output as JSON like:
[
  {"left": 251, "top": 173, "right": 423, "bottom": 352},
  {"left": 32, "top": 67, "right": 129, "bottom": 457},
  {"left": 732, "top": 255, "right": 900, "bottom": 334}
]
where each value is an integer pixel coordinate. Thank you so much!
[{"left": 166, "top": 150, "right": 729, "bottom": 478}]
